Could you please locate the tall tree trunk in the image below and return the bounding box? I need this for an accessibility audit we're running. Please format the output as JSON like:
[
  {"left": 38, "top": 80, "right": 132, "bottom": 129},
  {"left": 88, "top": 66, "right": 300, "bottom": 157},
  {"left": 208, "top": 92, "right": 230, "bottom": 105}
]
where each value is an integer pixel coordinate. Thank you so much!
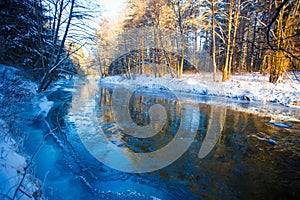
[
  {"left": 240, "top": 28, "right": 249, "bottom": 72},
  {"left": 158, "top": 29, "right": 176, "bottom": 78},
  {"left": 96, "top": 48, "right": 103, "bottom": 78},
  {"left": 203, "top": 30, "right": 209, "bottom": 71},
  {"left": 152, "top": 26, "right": 158, "bottom": 77},
  {"left": 228, "top": 0, "right": 241, "bottom": 78},
  {"left": 211, "top": 0, "right": 217, "bottom": 81},
  {"left": 250, "top": 3, "right": 258, "bottom": 71},
  {"left": 141, "top": 29, "right": 146, "bottom": 74},
  {"left": 223, "top": 0, "right": 233, "bottom": 81},
  {"left": 36, "top": 0, "right": 46, "bottom": 73},
  {"left": 179, "top": 34, "right": 185, "bottom": 78},
  {"left": 170, "top": 0, "right": 185, "bottom": 78}
]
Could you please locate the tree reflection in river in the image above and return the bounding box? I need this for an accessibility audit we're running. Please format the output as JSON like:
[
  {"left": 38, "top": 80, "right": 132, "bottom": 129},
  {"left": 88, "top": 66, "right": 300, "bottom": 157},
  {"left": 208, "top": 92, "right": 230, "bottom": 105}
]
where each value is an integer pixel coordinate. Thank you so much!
[{"left": 68, "top": 78, "right": 300, "bottom": 199}]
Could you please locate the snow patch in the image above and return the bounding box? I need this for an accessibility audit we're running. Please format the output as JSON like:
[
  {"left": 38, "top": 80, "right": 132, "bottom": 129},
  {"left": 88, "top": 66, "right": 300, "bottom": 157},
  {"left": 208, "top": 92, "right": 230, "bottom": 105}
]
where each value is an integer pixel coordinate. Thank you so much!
[
  {"left": 0, "top": 64, "right": 38, "bottom": 97},
  {"left": 100, "top": 73, "right": 300, "bottom": 121},
  {"left": 101, "top": 74, "right": 208, "bottom": 95},
  {"left": 0, "top": 120, "right": 42, "bottom": 200},
  {"left": 38, "top": 96, "right": 54, "bottom": 117},
  {"left": 101, "top": 73, "right": 299, "bottom": 107}
]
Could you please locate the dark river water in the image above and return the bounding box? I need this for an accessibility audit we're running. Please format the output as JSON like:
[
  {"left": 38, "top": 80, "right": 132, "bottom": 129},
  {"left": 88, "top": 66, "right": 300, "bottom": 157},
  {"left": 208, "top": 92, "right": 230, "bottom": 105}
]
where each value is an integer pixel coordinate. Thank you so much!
[{"left": 22, "top": 78, "right": 300, "bottom": 200}]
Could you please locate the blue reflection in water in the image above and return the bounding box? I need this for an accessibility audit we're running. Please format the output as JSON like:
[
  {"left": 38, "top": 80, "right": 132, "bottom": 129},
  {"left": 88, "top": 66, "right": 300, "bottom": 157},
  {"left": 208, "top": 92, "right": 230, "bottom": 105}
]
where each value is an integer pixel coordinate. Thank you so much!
[{"left": 22, "top": 78, "right": 300, "bottom": 200}]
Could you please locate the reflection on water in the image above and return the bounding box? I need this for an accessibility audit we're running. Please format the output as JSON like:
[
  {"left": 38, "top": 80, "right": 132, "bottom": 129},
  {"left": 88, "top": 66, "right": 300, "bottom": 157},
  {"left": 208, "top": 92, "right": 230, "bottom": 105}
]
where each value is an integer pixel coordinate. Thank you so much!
[
  {"left": 100, "top": 85, "right": 183, "bottom": 153},
  {"left": 69, "top": 78, "right": 300, "bottom": 199},
  {"left": 24, "top": 78, "right": 300, "bottom": 199}
]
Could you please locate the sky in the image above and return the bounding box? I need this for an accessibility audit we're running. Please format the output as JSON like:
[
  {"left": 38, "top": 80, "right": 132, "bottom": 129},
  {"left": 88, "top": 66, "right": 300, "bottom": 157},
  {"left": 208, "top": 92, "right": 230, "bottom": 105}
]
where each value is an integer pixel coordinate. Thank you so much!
[{"left": 100, "top": 0, "right": 127, "bottom": 20}]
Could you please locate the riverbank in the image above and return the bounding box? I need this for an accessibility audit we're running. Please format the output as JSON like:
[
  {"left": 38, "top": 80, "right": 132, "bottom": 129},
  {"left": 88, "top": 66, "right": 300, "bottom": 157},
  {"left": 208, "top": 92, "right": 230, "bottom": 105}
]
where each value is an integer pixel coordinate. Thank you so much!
[
  {"left": 0, "top": 65, "right": 43, "bottom": 199},
  {"left": 100, "top": 72, "right": 300, "bottom": 121}
]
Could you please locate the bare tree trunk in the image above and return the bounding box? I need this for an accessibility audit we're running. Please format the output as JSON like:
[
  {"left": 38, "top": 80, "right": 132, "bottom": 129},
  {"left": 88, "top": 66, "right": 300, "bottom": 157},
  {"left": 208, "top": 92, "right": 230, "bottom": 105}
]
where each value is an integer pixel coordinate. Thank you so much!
[
  {"left": 152, "top": 27, "right": 159, "bottom": 77},
  {"left": 250, "top": 2, "right": 258, "bottom": 71},
  {"left": 36, "top": 0, "right": 46, "bottom": 73},
  {"left": 228, "top": 0, "right": 241, "bottom": 78},
  {"left": 141, "top": 29, "right": 145, "bottom": 74},
  {"left": 49, "top": 0, "right": 64, "bottom": 70},
  {"left": 179, "top": 36, "right": 185, "bottom": 78},
  {"left": 96, "top": 48, "right": 103, "bottom": 78},
  {"left": 170, "top": 0, "right": 185, "bottom": 78},
  {"left": 223, "top": 0, "right": 233, "bottom": 81},
  {"left": 158, "top": 29, "right": 176, "bottom": 78},
  {"left": 38, "top": 0, "right": 76, "bottom": 92},
  {"left": 178, "top": 3, "right": 184, "bottom": 79},
  {"left": 194, "top": 28, "right": 198, "bottom": 56},
  {"left": 211, "top": 0, "right": 217, "bottom": 81},
  {"left": 240, "top": 28, "right": 249, "bottom": 71}
]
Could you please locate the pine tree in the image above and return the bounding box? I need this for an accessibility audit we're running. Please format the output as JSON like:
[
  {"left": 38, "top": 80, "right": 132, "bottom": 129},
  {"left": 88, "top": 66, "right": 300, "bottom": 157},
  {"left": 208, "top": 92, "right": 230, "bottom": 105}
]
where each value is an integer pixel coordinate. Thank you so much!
[{"left": 0, "top": 0, "right": 45, "bottom": 70}]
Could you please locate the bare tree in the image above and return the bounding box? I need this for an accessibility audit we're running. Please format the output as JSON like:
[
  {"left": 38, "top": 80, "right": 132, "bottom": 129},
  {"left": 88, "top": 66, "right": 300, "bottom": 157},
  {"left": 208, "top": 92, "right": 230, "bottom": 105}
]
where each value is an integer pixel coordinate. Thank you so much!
[
  {"left": 223, "top": 0, "right": 241, "bottom": 81},
  {"left": 210, "top": 0, "right": 218, "bottom": 81}
]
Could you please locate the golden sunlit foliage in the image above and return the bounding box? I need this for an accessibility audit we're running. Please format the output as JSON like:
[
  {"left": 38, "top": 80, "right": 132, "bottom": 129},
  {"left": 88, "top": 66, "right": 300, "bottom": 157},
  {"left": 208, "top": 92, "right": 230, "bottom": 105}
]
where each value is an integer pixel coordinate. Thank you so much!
[{"left": 95, "top": 0, "right": 300, "bottom": 82}]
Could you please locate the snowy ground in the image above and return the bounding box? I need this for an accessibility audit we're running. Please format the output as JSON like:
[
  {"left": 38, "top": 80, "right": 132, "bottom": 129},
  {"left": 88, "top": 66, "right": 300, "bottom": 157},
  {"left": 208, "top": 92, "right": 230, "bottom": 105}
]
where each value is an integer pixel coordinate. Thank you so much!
[
  {"left": 0, "top": 120, "right": 43, "bottom": 200},
  {"left": 100, "top": 72, "right": 300, "bottom": 121},
  {"left": 0, "top": 65, "right": 43, "bottom": 199}
]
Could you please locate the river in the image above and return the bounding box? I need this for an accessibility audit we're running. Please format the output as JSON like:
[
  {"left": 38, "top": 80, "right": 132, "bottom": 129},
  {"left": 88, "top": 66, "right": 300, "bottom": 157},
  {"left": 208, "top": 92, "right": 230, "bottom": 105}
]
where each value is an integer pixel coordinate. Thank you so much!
[{"left": 22, "top": 77, "right": 300, "bottom": 199}]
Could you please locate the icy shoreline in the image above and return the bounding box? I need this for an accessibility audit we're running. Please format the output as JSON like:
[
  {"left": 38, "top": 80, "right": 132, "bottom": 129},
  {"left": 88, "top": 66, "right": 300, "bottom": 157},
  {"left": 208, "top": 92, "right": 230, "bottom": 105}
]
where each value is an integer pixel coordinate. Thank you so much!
[
  {"left": 100, "top": 73, "right": 300, "bottom": 121},
  {"left": 0, "top": 65, "right": 43, "bottom": 199},
  {"left": 0, "top": 120, "right": 43, "bottom": 200}
]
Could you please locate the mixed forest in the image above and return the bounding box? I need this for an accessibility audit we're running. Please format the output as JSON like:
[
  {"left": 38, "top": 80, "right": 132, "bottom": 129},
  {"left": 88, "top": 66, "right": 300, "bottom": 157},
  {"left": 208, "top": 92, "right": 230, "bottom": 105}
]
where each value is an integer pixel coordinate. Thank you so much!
[
  {"left": 0, "top": 0, "right": 99, "bottom": 91},
  {"left": 0, "top": 0, "right": 299, "bottom": 91}
]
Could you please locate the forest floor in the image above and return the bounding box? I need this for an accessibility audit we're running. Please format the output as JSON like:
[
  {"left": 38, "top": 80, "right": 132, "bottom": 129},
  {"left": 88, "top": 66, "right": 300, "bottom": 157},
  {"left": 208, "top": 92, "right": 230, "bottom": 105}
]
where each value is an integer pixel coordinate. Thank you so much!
[{"left": 101, "top": 72, "right": 300, "bottom": 122}]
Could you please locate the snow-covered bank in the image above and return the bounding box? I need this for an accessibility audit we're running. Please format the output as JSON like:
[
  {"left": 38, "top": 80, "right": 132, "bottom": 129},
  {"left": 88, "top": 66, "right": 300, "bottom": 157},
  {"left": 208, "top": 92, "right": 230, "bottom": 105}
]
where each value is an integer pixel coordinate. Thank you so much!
[
  {"left": 0, "top": 120, "right": 43, "bottom": 200},
  {"left": 100, "top": 73, "right": 300, "bottom": 121},
  {"left": 0, "top": 65, "right": 43, "bottom": 199}
]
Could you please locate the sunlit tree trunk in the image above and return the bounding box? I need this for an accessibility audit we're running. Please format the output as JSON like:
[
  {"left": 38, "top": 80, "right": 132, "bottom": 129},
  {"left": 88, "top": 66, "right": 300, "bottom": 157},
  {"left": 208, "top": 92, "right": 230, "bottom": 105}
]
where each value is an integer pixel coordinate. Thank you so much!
[
  {"left": 228, "top": 0, "right": 241, "bottom": 78},
  {"left": 211, "top": 0, "right": 217, "bottom": 81},
  {"left": 169, "top": 0, "right": 185, "bottom": 78},
  {"left": 269, "top": 1, "right": 286, "bottom": 82},
  {"left": 223, "top": 0, "right": 233, "bottom": 82}
]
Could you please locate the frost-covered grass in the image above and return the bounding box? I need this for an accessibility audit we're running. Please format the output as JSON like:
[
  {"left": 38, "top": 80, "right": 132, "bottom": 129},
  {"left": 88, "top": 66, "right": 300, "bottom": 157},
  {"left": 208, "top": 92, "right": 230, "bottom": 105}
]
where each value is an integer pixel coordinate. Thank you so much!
[{"left": 101, "top": 72, "right": 300, "bottom": 121}]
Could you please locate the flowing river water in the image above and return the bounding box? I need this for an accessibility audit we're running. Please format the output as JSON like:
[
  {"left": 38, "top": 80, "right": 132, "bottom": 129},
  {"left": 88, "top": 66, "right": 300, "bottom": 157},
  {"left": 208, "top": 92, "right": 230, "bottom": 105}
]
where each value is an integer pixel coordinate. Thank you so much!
[{"left": 21, "top": 78, "right": 299, "bottom": 199}]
